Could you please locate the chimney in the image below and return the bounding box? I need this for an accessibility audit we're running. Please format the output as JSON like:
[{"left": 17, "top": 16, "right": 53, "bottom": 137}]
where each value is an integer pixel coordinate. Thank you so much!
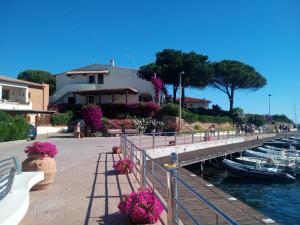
[{"left": 110, "top": 59, "right": 115, "bottom": 67}]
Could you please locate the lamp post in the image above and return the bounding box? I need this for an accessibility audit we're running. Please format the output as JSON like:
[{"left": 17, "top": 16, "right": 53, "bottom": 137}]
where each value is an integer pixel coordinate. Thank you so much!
[
  {"left": 179, "top": 71, "right": 185, "bottom": 132},
  {"left": 268, "top": 94, "right": 271, "bottom": 120}
]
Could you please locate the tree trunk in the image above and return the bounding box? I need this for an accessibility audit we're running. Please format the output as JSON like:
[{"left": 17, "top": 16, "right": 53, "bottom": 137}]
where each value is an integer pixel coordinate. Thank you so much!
[
  {"left": 229, "top": 88, "right": 234, "bottom": 111},
  {"left": 172, "top": 85, "right": 178, "bottom": 103}
]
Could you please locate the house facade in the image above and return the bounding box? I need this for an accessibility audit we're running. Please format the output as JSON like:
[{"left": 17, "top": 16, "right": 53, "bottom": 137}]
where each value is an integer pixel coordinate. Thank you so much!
[
  {"left": 0, "top": 75, "right": 51, "bottom": 125},
  {"left": 50, "top": 62, "right": 157, "bottom": 105},
  {"left": 176, "top": 97, "right": 211, "bottom": 110}
]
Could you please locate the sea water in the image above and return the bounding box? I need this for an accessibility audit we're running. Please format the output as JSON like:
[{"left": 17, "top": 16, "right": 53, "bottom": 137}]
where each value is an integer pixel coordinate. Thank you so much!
[{"left": 188, "top": 166, "right": 300, "bottom": 225}]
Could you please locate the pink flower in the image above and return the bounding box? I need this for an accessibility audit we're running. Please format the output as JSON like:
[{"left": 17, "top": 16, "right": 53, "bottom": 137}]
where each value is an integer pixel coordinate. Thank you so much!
[
  {"left": 118, "top": 188, "right": 164, "bottom": 223},
  {"left": 24, "top": 142, "right": 58, "bottom": 158},
  {"left": 113, "top": 158, "right": 134, "bottom": 174}
]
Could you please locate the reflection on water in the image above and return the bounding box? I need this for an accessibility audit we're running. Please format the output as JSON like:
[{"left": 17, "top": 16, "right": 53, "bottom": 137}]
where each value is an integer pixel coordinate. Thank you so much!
[{"left": 187, "top": 165, "right": 300, "bottom": 225}]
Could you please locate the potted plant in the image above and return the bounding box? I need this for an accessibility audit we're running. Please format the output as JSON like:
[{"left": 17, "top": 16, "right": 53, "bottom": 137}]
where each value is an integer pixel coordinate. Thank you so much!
[
  {"left": 22, "top": 142, "right": 58, "bottom": 190},
  {"left": 113, "top": 158, "right": 134, "bottom": 174},
  {"left": 112, "top": 146, "right": 122, "bottom": 154},
  {"left": 118, "top": 188, "right": 164, "bottom": 224}
]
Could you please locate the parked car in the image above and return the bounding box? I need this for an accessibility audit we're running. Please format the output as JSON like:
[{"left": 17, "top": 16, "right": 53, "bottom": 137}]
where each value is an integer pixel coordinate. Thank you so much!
[
  {"left": 27, "top": 124, "right": 37, "bottom": 140},
  {"left": 67, "top": 119, "right": 85, "bottom": 132}
]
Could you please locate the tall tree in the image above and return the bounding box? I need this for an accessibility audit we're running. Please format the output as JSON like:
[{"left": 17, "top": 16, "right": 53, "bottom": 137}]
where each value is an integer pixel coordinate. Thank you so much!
[
  {"left": 18, "top": 69, "right": 56, "bottom": 95},
  {"left": 211, "top": 60, "right": 267, "bottom": 111},
  {"left": 139, "top": 49, "right": 213, "bottom": 103}
]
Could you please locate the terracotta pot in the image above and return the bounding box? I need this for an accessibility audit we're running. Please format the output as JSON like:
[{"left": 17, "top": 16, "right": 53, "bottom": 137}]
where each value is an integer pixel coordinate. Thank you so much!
[
  {"left": 112, "top": 146, "right": 122, "bottom": 154},
  {"left": 129, "top": 215, "right": 153, "bottom": 224},
  {"left": 22, "top": 154, "right": 57, "bottom": 190}
]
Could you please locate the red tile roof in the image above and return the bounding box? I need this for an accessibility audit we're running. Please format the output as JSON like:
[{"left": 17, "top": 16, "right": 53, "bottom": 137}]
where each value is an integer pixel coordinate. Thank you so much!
[{"left": 176, "top": 97, "right": 211, "bottom": 103}]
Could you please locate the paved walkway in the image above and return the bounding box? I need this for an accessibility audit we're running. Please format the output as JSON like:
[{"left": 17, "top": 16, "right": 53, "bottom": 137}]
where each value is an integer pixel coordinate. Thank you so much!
[{"left": 0, "top": 135, "right": 149, "bottom": 225}]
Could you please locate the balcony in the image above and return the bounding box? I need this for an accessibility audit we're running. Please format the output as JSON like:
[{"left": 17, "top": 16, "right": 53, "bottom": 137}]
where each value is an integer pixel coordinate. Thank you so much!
[{"left": 0, "top": 100, "right": 32, "bottom": 110}]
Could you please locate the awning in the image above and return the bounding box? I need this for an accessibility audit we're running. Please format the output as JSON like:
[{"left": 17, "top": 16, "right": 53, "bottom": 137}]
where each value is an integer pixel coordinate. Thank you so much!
[{"left": 73, "top": 88, "right": 138, "bottom": 95}]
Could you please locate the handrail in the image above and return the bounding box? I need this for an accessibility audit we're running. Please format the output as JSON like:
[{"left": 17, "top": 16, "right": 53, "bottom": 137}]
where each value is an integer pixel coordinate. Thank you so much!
[
  {"left": 0, "top": 156, "right": 21, "bottom": 201},
  {"left": 121, "top": 135, "right": 238, "bottom": 225}
]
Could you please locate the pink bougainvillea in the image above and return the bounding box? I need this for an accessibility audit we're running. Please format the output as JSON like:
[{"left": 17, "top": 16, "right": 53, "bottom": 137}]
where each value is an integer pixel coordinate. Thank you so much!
[
  {"left": 113, "top": 158, "right": 134, "bottom": 174},
  {"left": 151, "top": 76, "right": 163, "bottom": 103},
  {"left": 118, "top": 188, "right": 164, "bottom": 223},
  {"left": 82, "top": 104, "right": 102, "bottom": 132},
  {"left": 25, "top": 142, "right": 58, "bottom": 158}
]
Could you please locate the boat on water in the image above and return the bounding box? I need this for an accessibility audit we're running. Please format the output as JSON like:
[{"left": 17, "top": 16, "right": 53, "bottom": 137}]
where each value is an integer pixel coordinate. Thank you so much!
[
  {"left": 244, "top": 149, "right": 300, "bottom": 162},
  {"left": 257, "top": 146, "right": 300, "bottom": 157},
  {"left": 235, "top": 156, "right": 296, "bottom": 175},
  {"left": 222, "top": 159, "right": 296, "bottom": 182},
  {"left": 264, "top": 141, "right": 300, "bottom": 150}
]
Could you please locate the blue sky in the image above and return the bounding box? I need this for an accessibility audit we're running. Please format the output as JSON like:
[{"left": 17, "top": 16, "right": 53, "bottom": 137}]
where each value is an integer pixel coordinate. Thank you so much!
[{"left": 1, "top": 0, "right": 299, "bottom": 121}]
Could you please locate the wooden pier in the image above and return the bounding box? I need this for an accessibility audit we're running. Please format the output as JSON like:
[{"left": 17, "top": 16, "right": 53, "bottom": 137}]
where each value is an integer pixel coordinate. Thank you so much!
[{"left": 147, "top": 137, "right": 280, "bottom": 225}]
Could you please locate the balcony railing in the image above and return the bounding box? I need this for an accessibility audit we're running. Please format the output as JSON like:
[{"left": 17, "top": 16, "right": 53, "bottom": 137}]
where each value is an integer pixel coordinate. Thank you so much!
[{"left": 0, "top": 100, "right": 32, "bottom": 110}]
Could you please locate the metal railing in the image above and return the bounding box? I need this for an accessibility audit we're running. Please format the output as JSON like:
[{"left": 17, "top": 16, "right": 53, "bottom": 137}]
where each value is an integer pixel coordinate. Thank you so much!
[
  {"left": 0, "top": 156, "right": 21, "bottom": 201},
  {"left": 120, "top": 134, "right": 238, "bottom": 225},
  {"left": 126, "top": 130, "right": 272, "bottom": 149}
]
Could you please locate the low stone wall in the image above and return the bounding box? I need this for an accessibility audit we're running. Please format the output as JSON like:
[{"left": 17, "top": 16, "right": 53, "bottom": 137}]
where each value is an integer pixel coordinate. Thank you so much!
[
  {"left": 145, "top": 133, "right": 276, "bottom": 159},
  {"left": 36, "top": 126, "right": 67, "bottom": 135},
  {"left": 146, "top": 137, "right": 245, "bottom": 159}
]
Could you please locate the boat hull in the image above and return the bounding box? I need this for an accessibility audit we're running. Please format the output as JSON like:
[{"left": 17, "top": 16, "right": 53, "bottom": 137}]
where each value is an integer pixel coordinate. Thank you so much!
[{"left": 222, "top": 159, "right": 295, "bottom": 182}]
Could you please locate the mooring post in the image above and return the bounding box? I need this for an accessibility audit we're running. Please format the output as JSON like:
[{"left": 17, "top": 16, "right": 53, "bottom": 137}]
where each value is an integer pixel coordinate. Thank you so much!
[
  {"left": 152, "top": 132, "right": 155, "bottom": 148},
  {"left": 166, "top": 152, "right": 178, "bottom": 225}
]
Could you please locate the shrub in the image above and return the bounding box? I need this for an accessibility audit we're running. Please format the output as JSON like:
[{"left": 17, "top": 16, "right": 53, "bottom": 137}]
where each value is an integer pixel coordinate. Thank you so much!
[
  {"left": 118, "top": 188, "right": 164, "bottom": 223},
  {"left": 159, "top": 103, "right": 180, "bottom": 117},
  {"left": 132, "top": 117, "right": 165, "bottom": 133},
  {"left": 51, "top": 111, "right": 73, "bottom": 125},
  {"left": 82, "top": 104, "right": 103, "bottom": 132},
  {"left": 48, "top": 103, "right": 82, "bottom": 119},
  {"left": 0, "top": 112, "right": 29, "bottom": 142},
  {"left": 100, "top": 102, "right": 160, "bottom": 118},
  {"left": 104, "top": 119, "right": 134, "bottom": 130},
  {"left": 197, "top": 115, "right": 232, "bottom": 124},
  {"left": 25, "top": 142, "right": 58, "bottom": 158}
]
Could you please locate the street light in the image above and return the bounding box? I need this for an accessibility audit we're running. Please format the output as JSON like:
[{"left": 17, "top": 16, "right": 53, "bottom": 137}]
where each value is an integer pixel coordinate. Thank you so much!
[
  {"left": 179, "top": 71, "right": 185, "bottom": 132},
  {"left": 268, "top": 94, "right": 271, "bottom": 119}
]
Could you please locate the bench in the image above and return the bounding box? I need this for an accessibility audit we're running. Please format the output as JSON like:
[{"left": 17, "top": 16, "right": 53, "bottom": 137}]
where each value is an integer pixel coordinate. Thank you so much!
[
  {"left": 124, "top": 129, "right": 139, "bottom": 135},
  {"left": 0, "top": 157, "right": 44, "bottom": 225},
  {"left": 107, "top": 129, "right": 123, "bottom": 137}
]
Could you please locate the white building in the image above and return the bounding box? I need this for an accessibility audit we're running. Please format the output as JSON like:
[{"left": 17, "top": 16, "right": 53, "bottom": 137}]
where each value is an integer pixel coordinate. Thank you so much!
[
  {"left": 0, "top": 75, "right": 52, "bottom": 125},
  {"left": 50, "top": 62, "right": 157, "bottom": 105},
  {"left": 176, "top": 97, "right": 211, "bottom": 110}
]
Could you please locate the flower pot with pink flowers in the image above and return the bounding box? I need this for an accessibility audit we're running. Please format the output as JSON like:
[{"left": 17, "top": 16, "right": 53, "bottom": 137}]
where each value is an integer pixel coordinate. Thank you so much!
[
  {"left": 112, "top": 146, "right": 122, "bottom": 154},
  {"left": 113, "top": 158, "right": 134, "bottom": 174},
  {"left": 118, "top": 188, "right": 164, "bottom": 224},
  {"left": 22, "top": 142, "right": 58, "bottom": 190}
]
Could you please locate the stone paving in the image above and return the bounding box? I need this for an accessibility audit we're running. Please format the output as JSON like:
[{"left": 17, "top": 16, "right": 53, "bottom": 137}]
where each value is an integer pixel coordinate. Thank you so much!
[{"left": 0, "top": 134, "right": 162, "bottom": 225}]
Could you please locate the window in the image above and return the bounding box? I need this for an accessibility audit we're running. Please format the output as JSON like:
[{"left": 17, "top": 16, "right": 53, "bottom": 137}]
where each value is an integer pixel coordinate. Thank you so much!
[
  {"left": 2, "top": 90, "right": 9, "bottom": 100},
  {"left": 89, "top": 76, "right": 95, "bottom": 84},
  {"left": 68, "top": 97, "right": 75, "bottom": 104},
  {"left": 88, "top": 96, "right": 94, "bottom": 103},
  {"left": 98, "top": 74, "right": 104, "bottom": 84}
]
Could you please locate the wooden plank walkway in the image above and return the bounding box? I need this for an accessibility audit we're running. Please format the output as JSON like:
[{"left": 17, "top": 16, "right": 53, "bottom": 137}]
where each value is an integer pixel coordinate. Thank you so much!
[
  {"left": 146, "top": 137, "right": 279, "bottom": 225},
  {"left": 156, "top": 137, "right": 275, "bottom": 166}
]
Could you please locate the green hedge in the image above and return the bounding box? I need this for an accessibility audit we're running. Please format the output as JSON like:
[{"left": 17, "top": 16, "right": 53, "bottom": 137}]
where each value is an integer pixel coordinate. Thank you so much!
[
  {"left": 197, "top": 115, "right": 232, "bottom": 124},
  {"left": 0, "top": 111, "right": 29, "bottom": 142},
  {"left": 160, "top": 103, "right": 232, "bottom": 124},
  {"left": 51, "top": 111, "right": 73, "bottom": 125}
]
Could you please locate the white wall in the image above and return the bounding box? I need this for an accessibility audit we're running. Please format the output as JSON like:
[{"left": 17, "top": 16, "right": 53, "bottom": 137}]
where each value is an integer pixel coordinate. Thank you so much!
[
  {"left": 52, "top": 66, "right": 156, "bottom": 104},
  {"left": 37, "top": 126, "right": 67, "bottom": 135}
]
